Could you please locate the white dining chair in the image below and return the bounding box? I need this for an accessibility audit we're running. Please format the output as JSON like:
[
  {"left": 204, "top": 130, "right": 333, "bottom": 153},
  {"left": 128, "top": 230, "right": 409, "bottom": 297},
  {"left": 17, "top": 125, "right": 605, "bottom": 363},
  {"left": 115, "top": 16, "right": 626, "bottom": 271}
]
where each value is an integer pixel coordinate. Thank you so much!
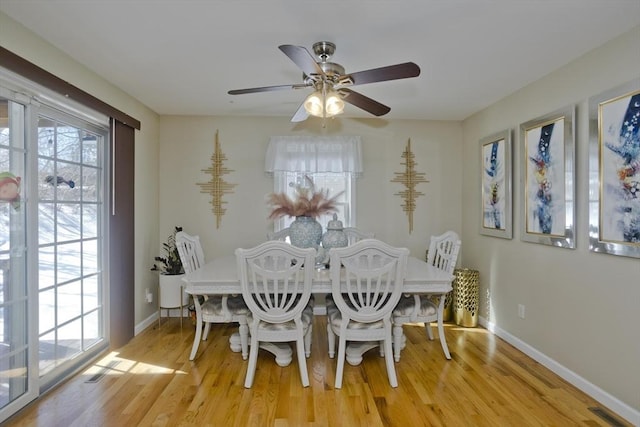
[
  {"left": 392, "top": 230, "right": 460, "bottom": 361},
  {"left": 266, "top": 227, "right": 291, "bottom": 242},
  {"left": 342, "top": 227, "right": 374, "bottom": 245},
  {"left": 176, "top": 231, "right": 250, "bottom": 361},
  {"left": 326, "top": 238, "right": 409, "bottom": 388},
  {"left": 236, "top": 241, "right": 316, "bottom": 388}
]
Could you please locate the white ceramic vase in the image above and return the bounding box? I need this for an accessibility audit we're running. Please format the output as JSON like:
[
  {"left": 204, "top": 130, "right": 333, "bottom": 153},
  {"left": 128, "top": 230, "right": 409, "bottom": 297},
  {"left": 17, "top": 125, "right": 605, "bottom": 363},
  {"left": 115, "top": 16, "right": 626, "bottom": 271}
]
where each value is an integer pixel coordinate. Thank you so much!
[{"left": 289, "top": 216, "right": 323, "bottom": 249}]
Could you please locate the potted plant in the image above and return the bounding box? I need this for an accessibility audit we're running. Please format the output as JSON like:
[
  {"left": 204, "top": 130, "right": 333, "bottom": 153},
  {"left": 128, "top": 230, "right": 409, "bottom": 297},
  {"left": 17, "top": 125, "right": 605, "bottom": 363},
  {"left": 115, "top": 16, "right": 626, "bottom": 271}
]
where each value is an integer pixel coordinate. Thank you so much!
[
  {"left": 151, "top": 226, "right": 184, "bottom": 275},
  {"left": 152, "top": 226, "right": 187, "bottom": 324}
]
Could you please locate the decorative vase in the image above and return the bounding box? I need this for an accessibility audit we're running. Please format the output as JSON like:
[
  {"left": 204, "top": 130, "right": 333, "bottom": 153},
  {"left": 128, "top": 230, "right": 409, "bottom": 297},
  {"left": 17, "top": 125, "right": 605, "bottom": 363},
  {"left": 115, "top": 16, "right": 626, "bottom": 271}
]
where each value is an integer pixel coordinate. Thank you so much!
[
  {"left": 289, "top": 216, "right": 323, "bottom": 249},
  {"left": 322, "top": 213, "right": 348, "bottom": 252}
]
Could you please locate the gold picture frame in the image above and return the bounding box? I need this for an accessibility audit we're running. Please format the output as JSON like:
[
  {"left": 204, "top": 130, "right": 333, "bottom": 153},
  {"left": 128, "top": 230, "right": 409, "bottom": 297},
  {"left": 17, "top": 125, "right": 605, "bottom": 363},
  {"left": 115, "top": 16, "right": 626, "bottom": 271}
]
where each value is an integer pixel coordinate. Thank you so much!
[{"left": 479, "top": 130, "right": 512, "bottom": 239}]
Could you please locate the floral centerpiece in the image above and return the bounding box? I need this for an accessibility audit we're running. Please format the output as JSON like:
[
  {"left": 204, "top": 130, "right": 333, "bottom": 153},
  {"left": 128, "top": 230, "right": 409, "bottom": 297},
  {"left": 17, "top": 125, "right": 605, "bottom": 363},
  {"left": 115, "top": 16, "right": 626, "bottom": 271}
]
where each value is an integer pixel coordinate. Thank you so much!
[{"left": 267, "top": 176, "right": 342, "bottom": 248}]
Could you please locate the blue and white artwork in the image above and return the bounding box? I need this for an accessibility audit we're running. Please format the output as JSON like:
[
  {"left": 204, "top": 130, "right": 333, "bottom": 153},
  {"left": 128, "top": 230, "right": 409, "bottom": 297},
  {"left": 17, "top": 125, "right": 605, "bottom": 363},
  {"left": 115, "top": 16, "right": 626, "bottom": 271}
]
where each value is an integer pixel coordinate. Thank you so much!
[
  {"left": 601, "top": 92, "right": 640, "bottom": 244},
  {"left": 525, "top": 118, "right": 566, "bottom": 236},
  {"left": 482, "top": 139, "right": 506, "bottom": 230}
]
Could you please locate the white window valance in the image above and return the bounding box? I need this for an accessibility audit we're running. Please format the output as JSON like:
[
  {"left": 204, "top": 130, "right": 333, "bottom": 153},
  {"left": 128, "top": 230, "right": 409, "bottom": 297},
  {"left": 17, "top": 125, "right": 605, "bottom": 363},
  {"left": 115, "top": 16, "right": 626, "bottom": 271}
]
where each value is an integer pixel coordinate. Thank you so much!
[{"left": 265, "top": 135, "right": 363, "bottom": 176}]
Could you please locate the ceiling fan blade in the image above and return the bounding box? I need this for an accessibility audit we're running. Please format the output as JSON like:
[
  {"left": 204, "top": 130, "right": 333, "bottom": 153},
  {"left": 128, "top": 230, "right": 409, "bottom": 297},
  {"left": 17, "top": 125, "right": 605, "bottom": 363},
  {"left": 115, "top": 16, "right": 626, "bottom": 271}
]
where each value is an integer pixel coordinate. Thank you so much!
[
  {"left": 342, "top": 62, "right": 420, "bottom": 86},
  {"left": 290, "top": 101, "right": 309, "bottom": 123},
  {"left": 228, "top": 83, "right": 309, "bottom": 95},
  {"left": 338, "top": 88, "right": 391, "bottom": 116},
  {"left": 278, "top": 44, "right": 324, "bottom": 77}
]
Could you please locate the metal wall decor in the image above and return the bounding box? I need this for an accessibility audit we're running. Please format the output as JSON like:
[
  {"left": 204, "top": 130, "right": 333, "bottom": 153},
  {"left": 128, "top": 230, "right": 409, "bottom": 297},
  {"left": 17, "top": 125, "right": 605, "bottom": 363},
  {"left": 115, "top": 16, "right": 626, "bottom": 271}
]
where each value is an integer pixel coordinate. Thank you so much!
[
  {"left": 196, "top": 130, "right": 236, "bottom": 228},
  {"left": 391, "top": 138, "right": 428, "bottom": 233}
]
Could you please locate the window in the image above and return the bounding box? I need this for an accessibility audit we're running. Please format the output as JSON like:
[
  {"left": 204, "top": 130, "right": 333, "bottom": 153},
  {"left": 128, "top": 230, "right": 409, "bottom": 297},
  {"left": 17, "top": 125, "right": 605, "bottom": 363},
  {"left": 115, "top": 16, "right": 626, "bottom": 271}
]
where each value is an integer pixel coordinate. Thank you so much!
[
  {"left": 273, "top": 171, "right": 354, "bottom": 231},
  {"left": 265, "top": 136, "right": 362, "bottom": 231}
]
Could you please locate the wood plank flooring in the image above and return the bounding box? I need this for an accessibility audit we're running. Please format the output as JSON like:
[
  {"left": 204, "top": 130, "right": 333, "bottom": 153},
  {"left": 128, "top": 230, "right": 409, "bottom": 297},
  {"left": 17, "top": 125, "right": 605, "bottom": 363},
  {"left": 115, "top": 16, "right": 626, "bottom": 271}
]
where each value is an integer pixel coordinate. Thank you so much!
[{"left": 5, "top": 316, "right": 631, "bottom": 426}]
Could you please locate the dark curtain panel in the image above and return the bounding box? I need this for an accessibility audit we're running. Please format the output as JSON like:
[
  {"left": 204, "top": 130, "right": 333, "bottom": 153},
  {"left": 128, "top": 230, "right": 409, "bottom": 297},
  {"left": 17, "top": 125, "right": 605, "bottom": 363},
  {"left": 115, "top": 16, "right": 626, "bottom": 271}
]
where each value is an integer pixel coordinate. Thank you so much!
[{"left": 109, "top": 119, "right": 135, "bottom": 348}]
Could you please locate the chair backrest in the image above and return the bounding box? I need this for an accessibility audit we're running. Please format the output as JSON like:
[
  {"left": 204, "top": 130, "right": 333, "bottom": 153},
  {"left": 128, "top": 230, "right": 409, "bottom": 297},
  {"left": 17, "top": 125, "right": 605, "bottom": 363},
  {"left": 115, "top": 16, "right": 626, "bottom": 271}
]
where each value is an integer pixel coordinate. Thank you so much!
[
  {"left": 343, "top": 227, "right": 375, "bottom": 245},
  {"left": 236, "top": 241, "right": 316, "bottom": 324},
  {"left": 175, "top": 231, "right": 206, "bottom": 274},
  {"left": 426, "top": 231, "right": 461, "bottom": 275},
  {"left": 329, "top": 239, "right": 409, "bottom": 324},
  {"left": 266, "top": 227, "right": 291, "bottom": 242}
]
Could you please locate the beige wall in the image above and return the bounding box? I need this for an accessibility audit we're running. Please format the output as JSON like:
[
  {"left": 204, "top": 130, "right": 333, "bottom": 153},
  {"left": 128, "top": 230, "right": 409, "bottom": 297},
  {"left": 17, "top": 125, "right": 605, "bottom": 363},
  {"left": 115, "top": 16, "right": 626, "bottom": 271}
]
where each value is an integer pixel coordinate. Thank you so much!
[
  {"left": 0, "top": 12, "right": 161, "bottom": 325},
  {"left": 158, "top": 116, "right": 462, "bottom": 259},
  {"left": 462, "top": 26, "right": 640, "bottom": 417}
]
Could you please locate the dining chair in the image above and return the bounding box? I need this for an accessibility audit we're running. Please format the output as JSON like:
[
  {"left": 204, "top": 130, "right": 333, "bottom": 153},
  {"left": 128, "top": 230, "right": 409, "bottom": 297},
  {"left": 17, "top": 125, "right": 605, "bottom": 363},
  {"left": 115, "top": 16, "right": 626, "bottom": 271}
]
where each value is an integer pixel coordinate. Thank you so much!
[
  {"left": 266, "top": 227, "right": 291, "bottom": 242},
  {"left": 391, "top": 230, "right": 460, "bottom": 362},
  {"left": 342, "top": 227, "right": 374, "bottom": 245},
  {"left": 175, "top": 231, "right": 250, "bottom": 361},
  {"left": 236, "top": 241, "right": 316, "bottom": 388},
  {"left": 326, "top": 238, "right": 409, "bottom": 388}
]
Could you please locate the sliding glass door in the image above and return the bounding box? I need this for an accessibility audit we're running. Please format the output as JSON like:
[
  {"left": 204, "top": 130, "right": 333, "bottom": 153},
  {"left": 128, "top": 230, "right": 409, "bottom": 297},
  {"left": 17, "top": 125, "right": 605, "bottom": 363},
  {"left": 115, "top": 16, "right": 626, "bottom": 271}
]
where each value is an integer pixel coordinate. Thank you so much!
[
  {"left": 36, "top": 109, "right": 108, "bottom": 390},
  {"left": 0, "top": 88, "right": 109, "bottom": 422}
]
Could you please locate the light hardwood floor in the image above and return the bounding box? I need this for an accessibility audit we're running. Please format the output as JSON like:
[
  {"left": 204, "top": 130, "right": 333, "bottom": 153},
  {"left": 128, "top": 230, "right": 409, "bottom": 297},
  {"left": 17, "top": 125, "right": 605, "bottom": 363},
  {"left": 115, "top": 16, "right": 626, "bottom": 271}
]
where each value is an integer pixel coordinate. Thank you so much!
[{"left": 5, "top": 316, "right": 631, "bottom": 427}]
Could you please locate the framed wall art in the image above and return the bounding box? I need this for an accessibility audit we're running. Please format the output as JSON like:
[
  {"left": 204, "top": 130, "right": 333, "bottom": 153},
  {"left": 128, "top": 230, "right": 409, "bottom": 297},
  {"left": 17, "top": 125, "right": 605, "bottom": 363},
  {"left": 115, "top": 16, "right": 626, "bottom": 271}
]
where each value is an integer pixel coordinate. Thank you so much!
[
  {"left": 520, "top": 106, "right": 575, "bottom": 248},
  {"left": 588, "top": 79, "right": 640, "bottom": 258},
  {"left": 480, "top": 130, "right": 512, "bottom": 239}
]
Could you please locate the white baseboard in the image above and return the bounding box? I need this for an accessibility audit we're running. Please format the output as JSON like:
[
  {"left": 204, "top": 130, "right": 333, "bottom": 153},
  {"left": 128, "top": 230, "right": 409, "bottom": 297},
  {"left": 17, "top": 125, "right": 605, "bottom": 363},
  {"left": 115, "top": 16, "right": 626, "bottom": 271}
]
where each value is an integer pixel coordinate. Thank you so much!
[
  {"left": 313, "top": 305, "right": 327, "bottom": 315},
  {"left": 478, "top": 316, "right": 639, "bottom": 426},
  {"left": 135, "top": 308, "right": 192, "bottom": 336},
  {"left": 135, "top": 311, "right": 158, "bottom": 335}
]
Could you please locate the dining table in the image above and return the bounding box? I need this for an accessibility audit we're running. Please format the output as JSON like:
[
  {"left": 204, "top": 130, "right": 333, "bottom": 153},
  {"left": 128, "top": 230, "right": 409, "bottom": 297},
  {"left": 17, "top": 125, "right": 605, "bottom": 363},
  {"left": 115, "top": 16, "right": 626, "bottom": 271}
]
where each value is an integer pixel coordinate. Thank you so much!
[{"left": 183, "top": 254, "right": 454, "bottom": 366}]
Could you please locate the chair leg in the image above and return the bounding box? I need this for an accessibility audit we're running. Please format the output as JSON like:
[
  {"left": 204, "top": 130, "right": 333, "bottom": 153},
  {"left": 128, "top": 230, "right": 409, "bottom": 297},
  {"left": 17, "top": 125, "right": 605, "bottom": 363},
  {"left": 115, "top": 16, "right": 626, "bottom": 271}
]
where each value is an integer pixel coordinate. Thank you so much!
[
  {"left": 189, "top": 316, "right": 204, "bottom": 360},
  {"left": 436, "top": 293, "right": 452, "bottom": 360},
  {"left": 327, "top": 322, "right": 336, "bottom": 358},
  {"left": 437, "top": 318, "right": 451, "bottom": 360},
  {"left": 238, "top": 321, "right": 249, "bottom": 360},
  {"left": 296, "top": 335, "right": 310, "bottom": 387},
  {"left": 392, "top": 323, "right": 404, "bottom": 362},
  {"left": 244, "top": 331, "right": 259, "bottom": 388},
  {"left": 335, "top": 335, "right": 347, "bottom": 389},
  {"left": 383, "top": 337, "right": 398, "bottom": 387},
  {"left": 425, "top": 323, "right": 435, "bottom": 340},
  {"left": 202, "top": 322, "right": 212, "bottom": 341},
  {"left": 304, "top": 324, "right": 312, "bottom": 358}
]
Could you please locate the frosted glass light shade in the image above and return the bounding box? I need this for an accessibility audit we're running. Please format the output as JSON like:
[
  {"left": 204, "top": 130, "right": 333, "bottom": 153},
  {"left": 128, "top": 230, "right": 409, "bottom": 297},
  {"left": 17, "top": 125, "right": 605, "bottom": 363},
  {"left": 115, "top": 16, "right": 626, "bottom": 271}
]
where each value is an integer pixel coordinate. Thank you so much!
[{"left": 304, "top": 90, "right": 344, "bottom": 117}]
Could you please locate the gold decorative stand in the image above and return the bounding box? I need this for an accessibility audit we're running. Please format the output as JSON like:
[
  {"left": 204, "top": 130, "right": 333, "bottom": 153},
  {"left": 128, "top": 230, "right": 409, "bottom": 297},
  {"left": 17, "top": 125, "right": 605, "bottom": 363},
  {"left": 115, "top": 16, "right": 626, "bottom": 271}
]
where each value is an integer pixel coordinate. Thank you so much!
[{"left": 453, "top": 268, "right": 479, "bottom": 327}]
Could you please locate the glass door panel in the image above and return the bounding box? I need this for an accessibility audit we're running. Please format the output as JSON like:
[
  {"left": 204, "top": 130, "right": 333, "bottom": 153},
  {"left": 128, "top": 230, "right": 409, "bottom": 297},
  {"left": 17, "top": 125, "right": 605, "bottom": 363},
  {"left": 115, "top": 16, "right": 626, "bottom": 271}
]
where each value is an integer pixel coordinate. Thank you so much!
[
  {"left": 36, "top": 114, "right": 106, "bottom": 387},
  {"left": 0, "top": 98, "right": 33, "bottom": 421}
]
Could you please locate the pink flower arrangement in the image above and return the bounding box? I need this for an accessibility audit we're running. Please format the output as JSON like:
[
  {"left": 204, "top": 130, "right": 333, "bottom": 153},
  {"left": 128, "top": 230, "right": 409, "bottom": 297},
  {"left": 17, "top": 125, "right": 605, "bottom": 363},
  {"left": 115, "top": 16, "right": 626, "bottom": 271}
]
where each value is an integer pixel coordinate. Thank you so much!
[{"left": 267, "top": 176, "right": 342, "bottom": 219}]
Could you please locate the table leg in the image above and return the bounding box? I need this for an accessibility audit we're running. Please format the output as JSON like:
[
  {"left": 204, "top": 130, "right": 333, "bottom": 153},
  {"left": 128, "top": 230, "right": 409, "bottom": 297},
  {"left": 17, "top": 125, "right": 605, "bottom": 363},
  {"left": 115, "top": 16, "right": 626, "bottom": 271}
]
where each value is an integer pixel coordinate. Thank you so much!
[
  {"left": 345, "top": 342, "right": 380, "bottom": 365},
  {"left": 229, "top": 332, "right": 293, "bottom": 366}
]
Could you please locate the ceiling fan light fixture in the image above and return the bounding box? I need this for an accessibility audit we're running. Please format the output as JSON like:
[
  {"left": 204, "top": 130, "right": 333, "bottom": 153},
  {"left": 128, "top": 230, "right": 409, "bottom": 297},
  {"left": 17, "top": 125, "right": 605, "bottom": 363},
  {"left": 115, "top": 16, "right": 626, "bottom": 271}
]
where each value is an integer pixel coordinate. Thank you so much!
[
  {"left": 325, "top": 92, "right": 344, "bottom": 116},
  {"left": 303, "top": 91, "right": 324, "bottom": 116},
  {"left": 304, "top": 90, "right": 344, "bottom": 117}
]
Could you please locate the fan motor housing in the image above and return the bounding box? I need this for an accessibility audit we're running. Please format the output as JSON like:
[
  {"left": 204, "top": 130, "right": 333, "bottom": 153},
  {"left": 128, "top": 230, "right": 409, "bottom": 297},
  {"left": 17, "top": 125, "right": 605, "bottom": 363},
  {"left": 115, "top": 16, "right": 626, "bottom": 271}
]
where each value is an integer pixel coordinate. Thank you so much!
[{"left": 303, "top": 62, "right": 345, "bottom": 86}]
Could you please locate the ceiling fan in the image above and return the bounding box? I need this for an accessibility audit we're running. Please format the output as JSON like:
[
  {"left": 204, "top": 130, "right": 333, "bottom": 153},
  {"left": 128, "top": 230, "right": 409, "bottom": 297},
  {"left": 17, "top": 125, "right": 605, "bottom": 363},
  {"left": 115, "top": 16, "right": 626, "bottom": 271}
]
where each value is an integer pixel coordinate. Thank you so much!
[{"left": 228, "top": 41, "right": 421, "bottom": 122}]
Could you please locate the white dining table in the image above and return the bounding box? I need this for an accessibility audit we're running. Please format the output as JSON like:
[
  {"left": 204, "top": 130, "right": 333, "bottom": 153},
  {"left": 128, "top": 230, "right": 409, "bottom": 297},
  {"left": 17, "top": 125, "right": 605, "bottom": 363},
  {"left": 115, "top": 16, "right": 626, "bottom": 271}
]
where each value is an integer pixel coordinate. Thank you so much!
[{"left": 183, "top": 255, "right": 453, "bottom": 365}]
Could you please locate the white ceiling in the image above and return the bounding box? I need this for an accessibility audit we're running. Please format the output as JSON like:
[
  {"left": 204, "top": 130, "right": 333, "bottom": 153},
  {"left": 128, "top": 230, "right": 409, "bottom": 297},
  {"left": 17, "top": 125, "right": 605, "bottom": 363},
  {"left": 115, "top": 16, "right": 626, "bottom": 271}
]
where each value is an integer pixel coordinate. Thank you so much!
[{"left": 1, "top": 1, "right": 639, "bottom": 121}]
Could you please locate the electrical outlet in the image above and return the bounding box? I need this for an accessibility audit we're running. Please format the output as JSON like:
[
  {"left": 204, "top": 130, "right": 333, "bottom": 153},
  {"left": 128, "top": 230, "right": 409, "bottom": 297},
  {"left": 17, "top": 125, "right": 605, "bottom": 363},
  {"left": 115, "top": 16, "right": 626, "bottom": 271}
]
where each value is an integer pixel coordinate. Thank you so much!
[
  {"left": 518, "top": 304, "right": 525, "bottom": 319},
  {"left": 145, "top": 288, "right": 153, "bottom": 303}
]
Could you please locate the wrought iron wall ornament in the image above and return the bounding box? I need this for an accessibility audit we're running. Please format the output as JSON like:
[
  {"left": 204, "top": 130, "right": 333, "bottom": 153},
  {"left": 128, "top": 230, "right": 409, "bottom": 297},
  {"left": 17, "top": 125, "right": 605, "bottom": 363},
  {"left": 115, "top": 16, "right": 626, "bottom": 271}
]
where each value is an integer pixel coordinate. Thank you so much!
[
  {"left": 391, "top": 138, "right": 428, "bottom": 233},
  {"left": 196, "top": 130, "right": 237, "bottom": 228}
]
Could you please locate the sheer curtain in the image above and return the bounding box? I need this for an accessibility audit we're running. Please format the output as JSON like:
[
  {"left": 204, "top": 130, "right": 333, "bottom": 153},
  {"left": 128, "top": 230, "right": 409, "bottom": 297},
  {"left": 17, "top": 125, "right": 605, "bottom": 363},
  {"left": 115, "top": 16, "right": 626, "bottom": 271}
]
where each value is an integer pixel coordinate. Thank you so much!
[
  {"left": 265, "top": 136, "right": 362, "bottom": 231},
  {"left": 265, "top": 135, "right": 362, "bottom": 176}
]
